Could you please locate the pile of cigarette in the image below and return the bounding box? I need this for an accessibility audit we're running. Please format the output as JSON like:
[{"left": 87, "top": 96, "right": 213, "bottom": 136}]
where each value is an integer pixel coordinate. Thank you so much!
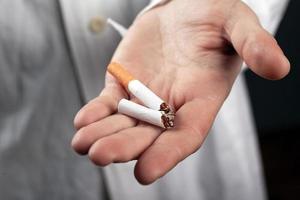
[{"left": 108, "top": 62, "right": 175, "bottom": 129}]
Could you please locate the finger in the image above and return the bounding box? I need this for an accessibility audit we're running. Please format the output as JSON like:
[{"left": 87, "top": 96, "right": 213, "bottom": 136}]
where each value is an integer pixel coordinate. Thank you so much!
[
  {"left": 72, "top": 114, "right": 137, "bottom": 155},
  {"left": 74, "top": 84, "right": 127, "bottom": 130},
  {"left": 134, "top": 98, "right": 220, "bottom": 185},
  {"left": 88, "top": 124, "right": 162, "bottom": 166},
  {"left": 225, "top": 1, "right": 290, "bottom": 80}
]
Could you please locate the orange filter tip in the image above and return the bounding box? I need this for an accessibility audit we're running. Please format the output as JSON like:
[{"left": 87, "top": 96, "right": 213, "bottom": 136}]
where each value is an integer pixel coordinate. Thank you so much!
[{"left": 107, "top": 62, "right": 135, "bottom": 88}]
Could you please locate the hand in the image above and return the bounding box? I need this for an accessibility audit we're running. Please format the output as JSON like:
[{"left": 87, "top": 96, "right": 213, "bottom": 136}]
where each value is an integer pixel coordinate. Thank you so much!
[{"left": 71, "top": 0, "right": 290, "bottom": 185}]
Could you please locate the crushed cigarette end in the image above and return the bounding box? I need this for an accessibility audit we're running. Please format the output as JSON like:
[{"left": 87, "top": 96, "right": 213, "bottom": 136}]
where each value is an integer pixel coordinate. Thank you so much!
[
  {"left": 160, "top": 102, "right": 175, "bottom": 128},
  {"left": 161, "top": 112, "right": 175, "bottom": 129},
  {"left": 109, "top": 62, "right": 176, "bottom": 129}
]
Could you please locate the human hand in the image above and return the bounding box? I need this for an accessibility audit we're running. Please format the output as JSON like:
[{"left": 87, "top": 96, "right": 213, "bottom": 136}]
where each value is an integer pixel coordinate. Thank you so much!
[{"left": 72, "top": 0, "right": 290, "bottom": 184}]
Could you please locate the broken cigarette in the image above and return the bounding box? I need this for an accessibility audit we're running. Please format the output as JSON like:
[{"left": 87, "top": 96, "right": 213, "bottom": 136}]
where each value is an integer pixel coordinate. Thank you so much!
[
  {"left": 108, "top": 62, "right": 175, "bottom": 128},
  {"left": 118, "top": 99, "right": 174, "bottom": 128}
]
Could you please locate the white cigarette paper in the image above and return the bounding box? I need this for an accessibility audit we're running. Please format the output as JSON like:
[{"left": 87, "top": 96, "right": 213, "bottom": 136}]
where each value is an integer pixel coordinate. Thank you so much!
[
  {"left": 128, "top": 80, "right": 164, "bottom": 111},
  {"left": 108, "top": 62, "right": 175, "bottom": 128},
  {"left": 118, "top": 99, "right": 165, "bottom": 128}
]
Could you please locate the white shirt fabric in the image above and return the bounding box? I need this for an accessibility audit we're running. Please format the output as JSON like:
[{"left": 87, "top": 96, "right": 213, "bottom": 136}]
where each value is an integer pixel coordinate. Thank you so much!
[
  {"left": 0, "top": 0, "right": 289, "bottom": 199},
  {"left": 100, "top": 1, "right": 289, "bottom": 200}
]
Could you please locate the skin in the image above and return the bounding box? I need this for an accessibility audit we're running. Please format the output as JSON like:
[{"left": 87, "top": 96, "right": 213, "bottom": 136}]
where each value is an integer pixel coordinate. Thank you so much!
[{"left": 71, "top": 0, "right": 290, "bottom": 185}]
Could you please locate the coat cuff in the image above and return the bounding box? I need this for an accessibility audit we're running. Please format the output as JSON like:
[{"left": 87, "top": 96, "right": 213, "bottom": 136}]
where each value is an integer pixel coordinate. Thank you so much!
[{"left": 138, "top": 0, "right": 171, "bottom": 17}]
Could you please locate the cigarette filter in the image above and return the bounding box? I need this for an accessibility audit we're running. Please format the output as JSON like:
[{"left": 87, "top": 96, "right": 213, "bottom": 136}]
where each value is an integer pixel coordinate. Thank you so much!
[
  {"left": 108, "top": 62, "right": 175, "bottom": 128},
  {"left": 118, "top": 99, "right": 174, "bottom": 128},
  {"left": 108, "top": 62, "right": 172, "bottom": 113}
]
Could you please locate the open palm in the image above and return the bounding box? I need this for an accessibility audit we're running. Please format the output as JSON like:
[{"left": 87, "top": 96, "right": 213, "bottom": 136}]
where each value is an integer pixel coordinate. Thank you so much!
[{"left": 72, "top": 0, "right": 289, "bottom": 184}]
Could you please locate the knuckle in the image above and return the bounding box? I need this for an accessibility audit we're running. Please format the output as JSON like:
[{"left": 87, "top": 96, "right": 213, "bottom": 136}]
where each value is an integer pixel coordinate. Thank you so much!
[
  {"left": 73, "top": 98, "right": 104, "bottom": 130},
  {"left": 73, "top": 112, "right": 84, "bottom": 130}
]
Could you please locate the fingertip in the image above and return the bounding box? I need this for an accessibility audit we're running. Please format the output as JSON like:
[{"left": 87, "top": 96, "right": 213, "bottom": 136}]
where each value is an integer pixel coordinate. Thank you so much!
[
  {"left": 73, "top": 110, "right": 86, "bottom": 130},
  {"left": 73, "top": 96, "right": 117, "bottom": 130},
  {"left": 244, "top": 32, "right": 290, "bottom": 80},
  {"left": 253, "top": 51, "right": 290, "bottom": 80},
  {"left": 71, "top": 128, "right": 90, "bottom": 155},
  {"left": 270, "top": 54, "right": 290, "bottom": 80},
  {"left": 88, "top": 141, "right": 115, "bottom": 167},
  {"left": 134, "top": 158, "right": 162, "bottom": 185},
  {"left": 73, "top": 106, "right": 98, "bottom": 130},
  {"left": 134, "top": 143, "right": 177, "bottom": 185},
  {"left": 73, "top": 105, "right": 101, "bottom": 130},
  {"left": 71, "top": 138, "right": 86, "bottom": 156},
  {"left": 225, "top": 2, "right": 290, "bottom": 80}
]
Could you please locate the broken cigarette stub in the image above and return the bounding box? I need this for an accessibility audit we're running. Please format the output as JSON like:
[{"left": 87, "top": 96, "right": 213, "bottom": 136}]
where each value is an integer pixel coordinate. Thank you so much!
[{"left": 108, "top": 62, "right": 175, "bottom": 128}]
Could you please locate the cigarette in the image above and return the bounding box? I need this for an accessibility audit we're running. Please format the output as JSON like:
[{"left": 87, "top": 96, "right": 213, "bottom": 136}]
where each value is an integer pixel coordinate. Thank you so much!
[
  {"left": 108, "top": 62, "right": 175, "bottom": 128},
  {"left": 118, "top": 99, "right": 174, "bottom": 128},
  {"left": 108, "top": 62, "right": 172, "bottom": 113}
]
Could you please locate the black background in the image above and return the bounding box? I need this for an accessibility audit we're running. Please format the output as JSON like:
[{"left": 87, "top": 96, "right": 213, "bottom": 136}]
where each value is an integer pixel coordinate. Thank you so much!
[{"left": 245, "top": 0, "right": 300, "bottom": 199}]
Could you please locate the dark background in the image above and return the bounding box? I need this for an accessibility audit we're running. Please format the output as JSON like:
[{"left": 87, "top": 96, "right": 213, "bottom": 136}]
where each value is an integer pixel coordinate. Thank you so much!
[{"left": 245, "top": 0, "right": 300, "bottom": 199}]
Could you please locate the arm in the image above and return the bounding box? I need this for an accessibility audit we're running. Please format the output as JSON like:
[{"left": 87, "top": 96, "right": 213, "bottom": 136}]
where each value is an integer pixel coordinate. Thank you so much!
[{"left": 72, "top": 0, "right": 290, "bottom": 184}]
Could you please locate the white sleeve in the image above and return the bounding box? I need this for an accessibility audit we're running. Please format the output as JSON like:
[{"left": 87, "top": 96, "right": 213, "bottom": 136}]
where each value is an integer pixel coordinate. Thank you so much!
[
  {"left": 242, "top": 0, "right": 289, "bottom": 34},
  {"left": 108, "top": 0, "right": 289, "bottom": 74},
  {"left": 137, "top": 0, "right": 290, "bottom": 73},
  {"left": 140, "top": 0, "right": 289, "bottom": 34},
  {"left": 113, "top": 0, "right": 289, "bottom": 36},
  {"left": 107, "top": 0, "right": 171, "bottom": 37},
  {"left": 138, "top": 0, "right": 171, "bottom": 16}
]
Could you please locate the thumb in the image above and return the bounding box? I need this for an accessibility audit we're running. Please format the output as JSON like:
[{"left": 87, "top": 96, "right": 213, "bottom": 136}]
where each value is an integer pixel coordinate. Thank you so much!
[{"left": 225, "top": 1, "right": 290, "bottom": 80}]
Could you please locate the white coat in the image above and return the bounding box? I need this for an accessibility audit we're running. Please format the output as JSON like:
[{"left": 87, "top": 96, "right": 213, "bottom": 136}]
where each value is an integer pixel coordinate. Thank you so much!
[{"left": 0, "top": 0, "right": 289, "bottom": 199}]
